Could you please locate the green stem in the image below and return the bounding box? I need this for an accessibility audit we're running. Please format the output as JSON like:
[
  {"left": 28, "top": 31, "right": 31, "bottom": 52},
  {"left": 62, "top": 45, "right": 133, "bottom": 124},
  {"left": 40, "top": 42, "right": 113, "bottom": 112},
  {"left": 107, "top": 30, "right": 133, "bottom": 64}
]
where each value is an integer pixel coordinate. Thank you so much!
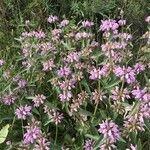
[
  {"left": 119, "top": 81, "right": 125, "bottom": 99},
  {"left": 91, "top": 80, "right": 101, "bottom": 122},
  {"left": 10, "top": 116, "right": 16, "bottom": 131},
  {"left": 91, "top": 101, "right": 99, "bottom": 122},
  {"left": 54, "top": 125, "right": 58, "bottom": 145},
  {"left": 21, "top": 119, "right": 24, "bottom": 136}
]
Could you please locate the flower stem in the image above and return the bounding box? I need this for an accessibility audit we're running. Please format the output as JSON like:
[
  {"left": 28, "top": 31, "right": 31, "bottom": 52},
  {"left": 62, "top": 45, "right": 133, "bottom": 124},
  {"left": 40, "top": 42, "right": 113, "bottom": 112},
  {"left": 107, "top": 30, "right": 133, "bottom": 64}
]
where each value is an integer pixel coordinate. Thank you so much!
[
  {"left": 91, "top": 101, "right": 99, "bottom": 122},
  {"left": 91, "top": 80, "right": 100, "bottom": 122},
  {"left": 54, "top": 125, "right": 58, "bottom": 145}
]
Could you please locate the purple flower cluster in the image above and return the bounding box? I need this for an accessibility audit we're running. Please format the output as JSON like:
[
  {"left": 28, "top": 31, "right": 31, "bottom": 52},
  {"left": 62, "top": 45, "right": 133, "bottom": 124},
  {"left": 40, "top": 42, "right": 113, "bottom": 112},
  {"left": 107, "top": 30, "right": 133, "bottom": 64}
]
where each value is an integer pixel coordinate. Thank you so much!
[
  {"left": 18, "top": 79, "right": 27, "bottom": 88},
  {"left": 98, "top": 120, "right": 121, "bottom": 143},
  {"left": 59, "top": 91, "right": 72, "bottom": 102},
  {"left": 57, "top": 66, "right": 72, "bottom": 77},
  {"left": 89, "top": 65, "right": 110, "bottom": 80},
  {"left": 111, "top": 86, "right": 130, "bottom": 101},
  {"left": 134, "top": 62, "right": 145, "bottom": 74},
  {"left": 64, "top": 52, "right": 80, "bottom": 63},
  {"left": 1, "top": 94, "right": 16, "bottom": 105},
  {"left": 24, "top": 126, "right": 41, "bottom": 144},
  {"left": 100, "top": 19, "right": 119, "bottom": 32},
  {"left": 75, "top": 32, "right": 93, "bottom": 41},
  {"left": 92, "top": 89, "right": 106, "bottom": 103},
  {"left": 114, "top": 66, "right": 135, "bottom": 84},
  {"left": 32, "top": 94, "right": 46, "bottom": 107},
  {"left": 132, "top": 87, "right": 148, "bottom": 101},
  {"left": 34, "top": 136, "right": 50, "bottom": 150},
  {"left": 39, "top": 42, "right": 56, "bottom": 55},
  {"left": 22, "top": 31, "right": 46, "bottom": 38},
  {"left": 145, "top": 16, "right": 150, "bottom": 24},
  {"left": 84, "top": 139, "right": 95, "bottom": 150},
  {"left": 47, "top": 15, "right": 58, "bottom": 23},
  {"left": 71, "top": 91, "right": 88, "bottom": 112},
  {"left": 60, "top": 19, "right": 69, "bottom": 27},
  {"left": 0, "top": 59, "right": 4, "bottom": 66},
  {"left": 126, "top": 144, "right": 137, "bottom": 150},
  {"left": 15, "top": 105, "right": 32, "bottom": 120},
  {"left": 51, "top": 111, "right": 64, "bottom": 125},
  {"left": 43, "top": 59, "right": 55, "bottom": 71},
  {"left": 82, "top": 20, "right": 94, "bottom": 28},
  {"left": 59, "top": 79, "right": 76, "bottom": 90},
  {"left": 118, "top": 19, "right": 126, "bottom": 26},
  {"left": 124, "top": 113, "right": 145, "bottom": 133}
]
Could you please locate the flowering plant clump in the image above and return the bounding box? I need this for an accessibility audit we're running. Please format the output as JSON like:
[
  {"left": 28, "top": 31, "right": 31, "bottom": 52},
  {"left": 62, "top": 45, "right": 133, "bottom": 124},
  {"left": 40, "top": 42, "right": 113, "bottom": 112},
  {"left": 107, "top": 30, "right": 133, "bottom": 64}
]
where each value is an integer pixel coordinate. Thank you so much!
[{"left": 0, "top": 15, "right": 150, "bottom": 149}]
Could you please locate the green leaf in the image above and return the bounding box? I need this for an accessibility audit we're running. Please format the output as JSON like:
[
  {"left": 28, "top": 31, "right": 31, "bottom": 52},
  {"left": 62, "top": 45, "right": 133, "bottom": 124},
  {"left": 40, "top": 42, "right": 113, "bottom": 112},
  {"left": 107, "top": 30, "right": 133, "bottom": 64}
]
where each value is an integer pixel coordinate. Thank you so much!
[
  {"left": 144, "top": 120, "right": 150, "bottom": 132},
  {"left": 26, "top": 96, "right": 35, "bottom": 100},
  {"left": 100, "top": 110, "right": 107, "bottom": 119},
  {"left": 137, "top": 139, "right": 142, "bottom": 150},
  {"left": 0, "top": 124, "right": 10, "bottom": 144},
  {"left": 104, "top": 80, "right": 121, "bottom": 89},
  {"left": 93, "top": 137, "right": 105, "bottom": 150},
  {"left": 85, "top": 134, "right": 99, "bottom": 140},
  {"left": 32, "top": 108, "right": 40, "bottom": 116},
  {"left": 129, "top": 101, "right": 140, "bottom": 116},
  {"left": 81, "top": 79, "right": 92, "bottom": 94},
  {"left": 79, "top": 108, "right": 92, "bottom": 116},
  {"left": 117, "top": 137, "right": 126, "bottom": 143},
  {"left": 44, "top": 119, "right": 53, "bottom": 126}
]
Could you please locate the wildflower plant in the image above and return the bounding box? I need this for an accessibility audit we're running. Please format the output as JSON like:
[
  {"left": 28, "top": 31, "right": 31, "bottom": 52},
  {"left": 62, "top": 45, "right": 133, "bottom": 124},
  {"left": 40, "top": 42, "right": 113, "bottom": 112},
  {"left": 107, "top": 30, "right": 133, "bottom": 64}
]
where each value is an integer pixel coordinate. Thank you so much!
[{"left": 0, "top": 15, "right": 150, "bottom": 150}]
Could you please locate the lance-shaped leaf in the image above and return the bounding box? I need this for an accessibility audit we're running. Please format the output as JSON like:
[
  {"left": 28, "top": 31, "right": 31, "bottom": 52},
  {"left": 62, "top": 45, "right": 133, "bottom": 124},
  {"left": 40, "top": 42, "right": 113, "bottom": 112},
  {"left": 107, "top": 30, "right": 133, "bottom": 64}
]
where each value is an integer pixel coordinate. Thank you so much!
[{"left": 0, "top": 124, "right": 10, "bottom": 144}]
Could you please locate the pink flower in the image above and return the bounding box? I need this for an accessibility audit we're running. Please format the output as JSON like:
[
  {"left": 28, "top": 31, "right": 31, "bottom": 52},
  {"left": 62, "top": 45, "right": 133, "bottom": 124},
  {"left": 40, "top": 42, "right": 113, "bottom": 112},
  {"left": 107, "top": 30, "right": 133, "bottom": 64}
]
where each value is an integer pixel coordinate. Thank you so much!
[
  {"left": 111, "top": 86, "right": 130, "bottom": 101},
  {"left": 100, "top": 19, "right": 119, "bottom": 32},
  {"left": 92, "top": 89, "right": 106, "bottom": 102},
  {"left": 126, "top": 144, "right": 137, "bottom": 150},
  {"left": 23, "top": 127, "right": 41, "bottom": 145},
  {"left": 43, "top": 59, "right": 55, "bottom": 71},
  {"left": 22, "top": 60, "right": 31, "bottom": 68},
  {"left": 75, "top": 32, "right": 93, "bottom": 40},
  {"left": 0, "top": 59, "right": 4, "bottom": 66},
  {"left": 15, "top": 105, "right": 32, "bottom": 120},
  {"left": 118, "top": 33, "right": 132, "bottom": 41},
  {"left": 47, "top": 15, "right": 58, "bottom": 23},
  {"left": 89, "top": 68, "right": 101, "bottom": 80},
  {"left": 52, "top": 29, "right": 62, "bottom": 36},
  {"left": 124, "top": 114, "right": 145, "bottom": 132},
  {"left": 59, "top": 79, "right": 76, "bottom": 90},
  {"left": 64, "top": 52, "right": 80, "bottom": 63},
  {"left": 100, "top": 64, "right": 110, "bottom": 77},
  {"left": 32, "top": 94, "right": 46, "bottom": 107},
  {"left": 114, "top": 66, "right": 135, "bottom": 84},
  {"left": 59, "top": 91, "right": 72, "bottom": 102},
  {"left": 34, "top": 31, "right": 46, "bottom": 38},
  {"left": 82, "top": 20, "right": 94, "bottom": 28},
  {"left": 17, "top": 79, "right": 27, "bottom": 88},
  {"left": 60, "top": 19, "right": 69, "bottom": 27},
  {"left": 134, "top": 62, "right": 145, "bottom": 74},
  {"left": 132, "top": 87, "right": 147, "bottom": 100},
  {"left": 51, "top": 111, "right": 64, "bottom": 125},
  {"left": 22, "top": 48, "right": 29, "bottom": 57},
  {"left": 57, "top": 66, "right": 71, "bottom": 77},
  {"left": 84, "top": 139, "right": 95, "bottom": 150},
  {"left": 1, "top": 94, "right": 16, "bottom": 105},
  {"left": 118, "top": 19, "right": 126, "bottom": 26},
  {"left": 33, "top": 136, "right": 50, "bottom": 150},
  {"left": 98, "top": 120, "right": 121, "bottom": 143},
  {"left": 39, "top": 42, "right": 55, "bottom": 55},
  {"left": 21, "top": 31, "right": 45, "bottom": 38},
  {"left": 145, "top": 16, "right": 150, "bottom": 24}
]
